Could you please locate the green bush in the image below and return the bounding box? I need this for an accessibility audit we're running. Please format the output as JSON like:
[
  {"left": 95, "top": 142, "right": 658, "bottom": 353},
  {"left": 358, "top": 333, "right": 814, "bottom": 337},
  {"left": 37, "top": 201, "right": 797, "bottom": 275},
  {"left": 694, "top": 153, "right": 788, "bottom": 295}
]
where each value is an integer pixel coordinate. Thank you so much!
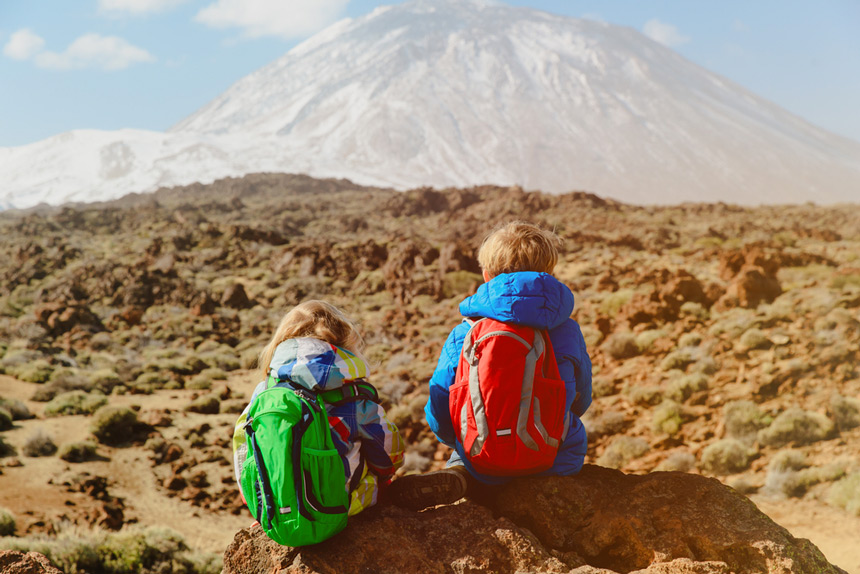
[
  {"left": 667, "top": 373, "right": 709, "bottom": 403},
  {"left": 828, "top": 472, "right": 860, "bottom": 515},
  {"left": 89, "top": 369, "right": 123, "bottom": 394},
  {"left": 0, "top": 397, "right": 32, "bottom": 420},
  {"left": 625, "top": 385, "right": 663, "bottom": 407},
  {"left": 724, "top": 400, "right": 770, "bottom": 442},
  {"left": 45, "top": 391, "right": 108, "bottom": 417},
  {"left": 596, "top": 436, "right": 649, "bottom": 469},
  {"left": 634, "top": 330, "right": 667, "bottom": 353},
  {"left": 680, "top": 301, "right": 709, "bottom": 320},
  {"left": 758, "top": 408, "right": 836, "bottom": 447},
  {"left": 0, "top": 507, "right": 15, "bottom": 536},
  {"left": 660, "top": 349, "right": 694, "bottom": 371},
  {"left": 654, "top": 451, "right": 695, "bottom": 473},
  {"left": 22, "top": 429, "right": 58, "bottom": 457},
  {"left": 58, "top": 441, "right": 99, "bottom": 463},
  {"left": 591, "top": 376, "right": 617, "bottom": 398},
  {"left": 652, "top": 400, "right": 683, "bottom": 435},
  {"left": 600, "top": 289, "right": 634, "bottom": 317},
  {"left": 830, "top": 393, "right": 860, "bottom": 431},
  {"left": 699, "top": 439, "right": 752, "bottom": 475},
  {"left": 584, "top": 411, "right": 627, "bottom": 438},
  {"left": 677, "top": 332, "right": 703, "bottom": 347},
  {"left": 0, "top": 436, "right": 16, "bottom": 457},
  {"left": 90, "top": 406, "right": 139, "bottom": 445},
  {"left": 0, "top": 525, "right": 222, "bottom": 574},
  {"left": 9, "top": 359, "right": 53, "bottom": 383},
  {"left": 603, "top": 332, "right": 639, "bottom": 360},
  {"left": 738, "top": 328, "right": 772, "bottom": 351},
  {"left": 768, "top": 449, "right": 807, "bottom": 473},
  {"left": 0, "top": 408, "right": 12, "bottom": 431},
  {"left": 185, "top": 395, "right": 220, "bottom": 415}
]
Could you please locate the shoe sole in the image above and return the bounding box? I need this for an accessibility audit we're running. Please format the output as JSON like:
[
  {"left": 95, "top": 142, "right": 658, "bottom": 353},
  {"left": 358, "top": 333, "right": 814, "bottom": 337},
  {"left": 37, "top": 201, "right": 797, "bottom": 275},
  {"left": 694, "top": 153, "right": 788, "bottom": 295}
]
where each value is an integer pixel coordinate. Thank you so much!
[{"left": 390, "top": 470, "right": 467, "bottom": 511}]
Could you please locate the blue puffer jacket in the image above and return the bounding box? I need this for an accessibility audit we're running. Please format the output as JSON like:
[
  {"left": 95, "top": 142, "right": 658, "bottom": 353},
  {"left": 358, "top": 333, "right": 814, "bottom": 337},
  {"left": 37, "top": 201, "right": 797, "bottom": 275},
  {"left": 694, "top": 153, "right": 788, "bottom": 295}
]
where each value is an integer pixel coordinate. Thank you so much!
[{"left": 425, "top": 272, "right": 592, "bottom": 484}]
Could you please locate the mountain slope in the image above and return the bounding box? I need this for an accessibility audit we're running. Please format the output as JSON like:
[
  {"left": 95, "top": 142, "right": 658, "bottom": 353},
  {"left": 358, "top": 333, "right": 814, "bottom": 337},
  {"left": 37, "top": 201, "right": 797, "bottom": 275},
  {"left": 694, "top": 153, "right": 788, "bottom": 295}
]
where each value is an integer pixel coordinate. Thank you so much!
[{"left": 2, "top": 0, "right": 860, "bottom": 209}]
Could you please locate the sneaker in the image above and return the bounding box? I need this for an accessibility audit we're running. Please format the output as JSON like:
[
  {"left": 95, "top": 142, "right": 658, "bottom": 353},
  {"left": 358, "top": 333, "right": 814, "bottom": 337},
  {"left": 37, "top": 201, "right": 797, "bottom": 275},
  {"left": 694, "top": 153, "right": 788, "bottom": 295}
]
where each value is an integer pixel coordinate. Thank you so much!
[{"left": 388, "top": 467, "right": 469, "bottom": 511}]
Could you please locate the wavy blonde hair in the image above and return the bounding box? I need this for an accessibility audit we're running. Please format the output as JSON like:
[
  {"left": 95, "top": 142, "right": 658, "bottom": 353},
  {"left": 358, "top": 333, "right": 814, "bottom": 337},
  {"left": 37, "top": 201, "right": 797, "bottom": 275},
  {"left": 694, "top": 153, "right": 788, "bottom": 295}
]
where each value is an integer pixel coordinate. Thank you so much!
[
  {"left": 258, "top": 300, "right": 365, "bottom": 378},
  {"left": 477, "top": 221, "right": 560, "bottom": 277}
]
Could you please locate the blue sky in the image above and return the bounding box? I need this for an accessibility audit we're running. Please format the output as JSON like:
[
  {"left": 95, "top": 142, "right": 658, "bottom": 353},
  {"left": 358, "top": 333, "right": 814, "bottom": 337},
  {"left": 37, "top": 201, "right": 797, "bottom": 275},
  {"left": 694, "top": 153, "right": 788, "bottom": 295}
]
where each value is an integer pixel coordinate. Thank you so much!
[{"left": 1, "top": 0, "right": 858, "bottom": 147}]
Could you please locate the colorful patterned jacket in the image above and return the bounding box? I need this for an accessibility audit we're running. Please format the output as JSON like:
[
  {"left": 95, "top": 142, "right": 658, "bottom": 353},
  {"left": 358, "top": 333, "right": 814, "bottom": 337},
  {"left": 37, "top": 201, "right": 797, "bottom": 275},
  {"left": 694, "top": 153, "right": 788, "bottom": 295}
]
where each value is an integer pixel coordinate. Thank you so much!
[{"left": 233, "top": 338, "right": 404, "bottom": 516}]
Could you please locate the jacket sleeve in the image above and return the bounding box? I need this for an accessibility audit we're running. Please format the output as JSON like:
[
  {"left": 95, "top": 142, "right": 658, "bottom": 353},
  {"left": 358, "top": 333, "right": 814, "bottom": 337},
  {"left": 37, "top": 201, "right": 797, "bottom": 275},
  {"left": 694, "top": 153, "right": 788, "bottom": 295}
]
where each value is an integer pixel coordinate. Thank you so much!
[
  {"left": 355, "top": 400, "right": 405, "bottom": 479},
  {"left": 424, "top": 324, "right": 465, "bottom": 448},
  {"left": 549, "top": 320, "right": 593, "bottom": 418}
]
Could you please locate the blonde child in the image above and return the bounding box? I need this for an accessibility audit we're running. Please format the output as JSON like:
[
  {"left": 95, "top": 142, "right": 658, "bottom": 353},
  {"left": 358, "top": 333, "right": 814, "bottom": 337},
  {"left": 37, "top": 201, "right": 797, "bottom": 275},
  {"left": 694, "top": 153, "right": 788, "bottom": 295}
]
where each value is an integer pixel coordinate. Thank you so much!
[
  {"left": 390, "top": 221, "right": 592, "bottom": 510},
  {"left": 233, "top": 300, "right": 404, "bottom": 516}
]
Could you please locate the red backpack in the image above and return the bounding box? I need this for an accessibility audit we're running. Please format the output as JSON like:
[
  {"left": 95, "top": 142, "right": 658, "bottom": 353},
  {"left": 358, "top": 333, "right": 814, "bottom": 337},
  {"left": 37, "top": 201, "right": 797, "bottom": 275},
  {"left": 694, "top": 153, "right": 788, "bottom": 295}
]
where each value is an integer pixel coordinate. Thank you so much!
[{"left": 448, "top": 318, "right": 570, "bottom": 476}]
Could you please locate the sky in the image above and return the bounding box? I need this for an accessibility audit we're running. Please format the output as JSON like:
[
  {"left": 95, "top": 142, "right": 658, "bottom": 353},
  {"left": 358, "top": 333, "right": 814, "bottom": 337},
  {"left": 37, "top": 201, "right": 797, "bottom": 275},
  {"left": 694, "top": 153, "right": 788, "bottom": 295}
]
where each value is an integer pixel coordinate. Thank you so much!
[{"left": 1, "top": 0, "right": 859, "bottom": 148}]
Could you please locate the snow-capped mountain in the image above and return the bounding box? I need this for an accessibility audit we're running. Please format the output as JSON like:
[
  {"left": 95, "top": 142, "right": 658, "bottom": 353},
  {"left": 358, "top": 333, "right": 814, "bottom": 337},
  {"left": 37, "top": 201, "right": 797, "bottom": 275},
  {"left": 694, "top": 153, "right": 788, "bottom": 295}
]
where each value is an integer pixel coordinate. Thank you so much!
[{"left": 3, "top": 0, "right": 860, "bottom": 209}]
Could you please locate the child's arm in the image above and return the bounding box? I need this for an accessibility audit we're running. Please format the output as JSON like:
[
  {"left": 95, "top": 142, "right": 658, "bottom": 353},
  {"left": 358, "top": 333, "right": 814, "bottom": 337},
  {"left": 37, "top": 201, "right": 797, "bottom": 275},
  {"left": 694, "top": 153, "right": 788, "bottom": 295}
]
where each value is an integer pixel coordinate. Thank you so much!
[
  {"left": 550, "top": 320, "right": 593, "bottom": 417},
  {"left": 424, "top": 326, "right": 464, "bottom": 448},
  {"left": 355, "top": 400, "right": 405, "bottom": 480}
]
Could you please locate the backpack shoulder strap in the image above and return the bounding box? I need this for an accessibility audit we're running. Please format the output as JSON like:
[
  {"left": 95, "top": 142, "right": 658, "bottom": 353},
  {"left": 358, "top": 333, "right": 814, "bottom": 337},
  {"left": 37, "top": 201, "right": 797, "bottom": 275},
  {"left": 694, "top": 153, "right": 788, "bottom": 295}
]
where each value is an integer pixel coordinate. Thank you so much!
[{"left": 318, "top": 379, "right": 380, "bottom": 407}]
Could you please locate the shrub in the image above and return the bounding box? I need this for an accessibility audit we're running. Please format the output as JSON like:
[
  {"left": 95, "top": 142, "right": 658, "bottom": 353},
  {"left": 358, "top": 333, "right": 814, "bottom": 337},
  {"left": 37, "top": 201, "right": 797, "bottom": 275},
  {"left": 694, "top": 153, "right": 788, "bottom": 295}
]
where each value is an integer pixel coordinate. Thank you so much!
[
  {"left": 185, "top": 395, "right": 220, "bottom": 415},
  {"left": 591, "top": 376, "right": 617, "bottom": 398},
  {"left": 654, "top": 451, "right": 695, "bottom": 473},
  {"left": 830, "top": 393, "right": 860, "bottom": 431},
  {"left": 680, "top": 301, "right": 709, "bottom": 320},
  {"left": 0, "top": 397, "right": 32, "bottom": 420},
  {"left": 0, "top": 408, "right": 12, "bottom": 431},
  {"left": 634, "top": 330, "right": 666, "bottom": 353},
  {"left": 828, "top": 472, "right": 860, "bottom": 515},
  {"left": 667, "top": 373, "right": 709, "bottom": 403},
  {"left": 738, "top": 328, "right": 772, "bottom": 351},
  {"left": 89, "top": 369, "right": 123, "bottom": 394},
  {"left": 603, "top": 332, "right": 639, "bottom": 360},
  {"left": 10, "top": 359, "right": 53, "bottom": 383},
  {"left": 758, "top": 408, "right": 836, "bottom": 447},
  {"left": 601, "top": 289, "right": 634, "bottom": 317},
  {"left": 661, "top": 349, "right": 694, "bottom": 371},
  {"left": 724, "top": 400, "right": 769, "bottom": 442},
  {"left": 58, "top": 441, "right": 99, "bottom": 463},
  {"left": 652, "top": 400, "right": 683, "bottom": 435},
  {"left": 44, "top": 391, "right": 108, "bottom": 417},
  {"left": 768, "top": 449, "right": 807, "bottom": 473},
  {"left": 90, "top": 406, "right": 139, "bottom": 445},
  {"left": 596, "top": 436, "right": 649, "bottom": 469},
  {"left": 0, "top": 436, "right": 16, "bottom": 457},
  {"left": 625, "top": 385, "right": 663, "bottom": 407},
  {"left": 678, "top": 332, "right": 703, "bottom": 347},
  {"left": 699, "top": 439, "right": 752, "bottom": 475},
  {"left": 0, "top": 507, "right": 15, "bottom": 536},
  {"left": 768, "top": 463, "right": 846, "bottom": 498},
  {"left": 22, "top": 429, "right": 58, "bottom": 457},
  {"left": 584, "top": 411, "right": 627, "bottom": 438}
]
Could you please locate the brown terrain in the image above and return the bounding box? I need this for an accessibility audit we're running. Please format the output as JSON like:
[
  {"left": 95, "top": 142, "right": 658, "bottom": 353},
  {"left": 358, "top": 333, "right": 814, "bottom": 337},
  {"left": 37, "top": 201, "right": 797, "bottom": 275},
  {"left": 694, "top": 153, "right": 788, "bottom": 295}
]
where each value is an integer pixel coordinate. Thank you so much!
[{"left": 0, "top": 173, "right": 859, "bottom": 573}]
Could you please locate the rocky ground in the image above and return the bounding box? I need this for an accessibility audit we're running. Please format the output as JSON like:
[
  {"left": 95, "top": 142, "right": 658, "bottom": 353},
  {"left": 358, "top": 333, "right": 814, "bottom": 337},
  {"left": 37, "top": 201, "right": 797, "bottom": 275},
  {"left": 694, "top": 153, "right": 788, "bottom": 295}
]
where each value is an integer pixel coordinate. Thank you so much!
[{"left": 0, "top": 174, "right": 858, "bottom": 573}]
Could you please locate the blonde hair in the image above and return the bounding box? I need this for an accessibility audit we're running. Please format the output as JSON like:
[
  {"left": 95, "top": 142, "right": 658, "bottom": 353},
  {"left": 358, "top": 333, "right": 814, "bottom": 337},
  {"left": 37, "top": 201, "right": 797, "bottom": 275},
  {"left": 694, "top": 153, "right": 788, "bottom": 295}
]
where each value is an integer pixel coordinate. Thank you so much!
[
  {"left": 477, "top": 221, "right": 560, "bottom": 277},
  {"left": 258, "top": 300, "right": 364, "bottom": 378}
]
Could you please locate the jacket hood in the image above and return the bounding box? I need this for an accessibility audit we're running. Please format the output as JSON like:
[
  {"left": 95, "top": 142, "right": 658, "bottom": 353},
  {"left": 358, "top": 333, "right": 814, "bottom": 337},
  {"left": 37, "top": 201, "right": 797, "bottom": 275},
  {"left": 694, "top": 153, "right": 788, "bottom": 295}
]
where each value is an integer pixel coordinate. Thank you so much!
[
  {"left": 459, "top": 272, "right": 574, "bottom": 330},
  {"left": 269, "top": 337, "right": 369, "bottom": 391}
]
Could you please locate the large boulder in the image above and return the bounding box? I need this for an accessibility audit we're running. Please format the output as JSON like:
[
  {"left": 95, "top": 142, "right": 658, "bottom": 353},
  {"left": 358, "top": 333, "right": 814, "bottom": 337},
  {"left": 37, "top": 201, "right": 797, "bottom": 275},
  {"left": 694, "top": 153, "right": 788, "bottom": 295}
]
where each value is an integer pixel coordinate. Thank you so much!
[{"left": 222, "top": 465, "right": 846, "bottom": 574}]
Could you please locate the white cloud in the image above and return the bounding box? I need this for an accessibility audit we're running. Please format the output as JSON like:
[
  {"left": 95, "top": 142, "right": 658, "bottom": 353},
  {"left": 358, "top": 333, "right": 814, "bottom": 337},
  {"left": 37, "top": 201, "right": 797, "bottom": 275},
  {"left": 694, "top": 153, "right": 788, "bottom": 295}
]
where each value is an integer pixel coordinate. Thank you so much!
[
  {"left": 34, "top": 34, "right": 155, "bottom": 70},
  {"left": 99, "top": 0, "right": 189, "bottom": 15},
  {"left": 642, "top": 19, "right": 690, "bottom": 48},
  {"left": 3, "top": 28, "right": 46, "bottom": 60},
  {"left": 195, "top": 0, "right": 350, "bottom": 39}
]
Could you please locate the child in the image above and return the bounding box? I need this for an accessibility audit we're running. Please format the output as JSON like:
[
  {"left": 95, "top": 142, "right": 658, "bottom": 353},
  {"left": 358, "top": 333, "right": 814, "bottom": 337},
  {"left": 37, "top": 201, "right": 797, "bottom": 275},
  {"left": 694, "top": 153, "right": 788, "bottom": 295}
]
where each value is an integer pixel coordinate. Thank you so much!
[
  {"left": 390, "top": 221, "right": 592, "bottom": 510},
  {"left": 233, "top": 300, "right": 405, "bottom": 517}
]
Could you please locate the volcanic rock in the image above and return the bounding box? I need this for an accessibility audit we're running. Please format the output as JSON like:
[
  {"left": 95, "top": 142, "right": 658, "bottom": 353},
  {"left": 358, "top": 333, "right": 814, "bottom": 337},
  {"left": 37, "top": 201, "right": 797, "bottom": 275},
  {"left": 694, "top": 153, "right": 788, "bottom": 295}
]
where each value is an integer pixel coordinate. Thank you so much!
[
  {"left": 0, "top": 551, "right": 63, "bottom": 574},
  {"left": 221, "top": 465, "right": 845, "bottom": 574}
]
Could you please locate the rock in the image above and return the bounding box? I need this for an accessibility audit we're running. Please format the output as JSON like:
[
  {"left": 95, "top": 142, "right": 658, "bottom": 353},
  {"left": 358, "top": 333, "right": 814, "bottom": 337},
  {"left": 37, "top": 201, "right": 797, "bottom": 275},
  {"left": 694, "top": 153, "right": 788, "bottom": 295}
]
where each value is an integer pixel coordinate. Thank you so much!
[
  {"left": 0, "top": 551, "right": 63, "bottom": 574},
  {"left": 222, "top": 465, "right": 845, "bottom": 574},
  {"left": 221, "top": 283, "right": 252, "bottom": 309}
]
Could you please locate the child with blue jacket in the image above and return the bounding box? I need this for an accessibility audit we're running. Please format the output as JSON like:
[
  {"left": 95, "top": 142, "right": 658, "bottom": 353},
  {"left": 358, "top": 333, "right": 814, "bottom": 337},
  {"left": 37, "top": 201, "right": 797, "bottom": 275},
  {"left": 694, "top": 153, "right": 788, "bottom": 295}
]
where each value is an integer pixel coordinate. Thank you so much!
[{"left": 389, "top": 221, "right": 592, "bottom": 510}]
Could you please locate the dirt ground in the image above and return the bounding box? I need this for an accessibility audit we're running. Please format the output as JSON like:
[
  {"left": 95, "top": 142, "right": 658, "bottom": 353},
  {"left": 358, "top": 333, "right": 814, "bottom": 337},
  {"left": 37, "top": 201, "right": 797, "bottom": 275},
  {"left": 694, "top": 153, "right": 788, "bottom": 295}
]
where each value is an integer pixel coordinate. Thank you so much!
[{"left": 1, "top": 372, "right": 858, "bottom": 572}]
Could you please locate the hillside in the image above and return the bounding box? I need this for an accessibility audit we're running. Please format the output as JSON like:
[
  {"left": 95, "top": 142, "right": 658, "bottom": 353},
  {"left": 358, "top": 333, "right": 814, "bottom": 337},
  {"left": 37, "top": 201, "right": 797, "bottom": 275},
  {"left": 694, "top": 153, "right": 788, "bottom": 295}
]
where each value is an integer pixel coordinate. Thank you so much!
[{"left": 0, "top": 174, "right": 859, "bottom": 572}]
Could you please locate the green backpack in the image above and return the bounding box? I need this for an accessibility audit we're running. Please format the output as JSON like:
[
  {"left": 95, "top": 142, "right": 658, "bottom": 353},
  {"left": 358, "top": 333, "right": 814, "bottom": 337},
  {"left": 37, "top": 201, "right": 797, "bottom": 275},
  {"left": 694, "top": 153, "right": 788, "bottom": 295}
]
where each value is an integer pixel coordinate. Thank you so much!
[{"left": 238, "top": 377, "right": 377, "bottom": 546}]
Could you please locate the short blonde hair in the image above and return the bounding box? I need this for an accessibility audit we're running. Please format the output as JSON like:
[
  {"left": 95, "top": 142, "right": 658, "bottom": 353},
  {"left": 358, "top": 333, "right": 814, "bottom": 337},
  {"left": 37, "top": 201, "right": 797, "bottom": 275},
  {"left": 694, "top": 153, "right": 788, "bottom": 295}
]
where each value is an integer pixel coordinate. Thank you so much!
[
  {"left": 258, "top": 300, "right": 364, "bottom": 378},
  {"left": 477, "top": 221, "right": 560, "bottom": 277}
]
